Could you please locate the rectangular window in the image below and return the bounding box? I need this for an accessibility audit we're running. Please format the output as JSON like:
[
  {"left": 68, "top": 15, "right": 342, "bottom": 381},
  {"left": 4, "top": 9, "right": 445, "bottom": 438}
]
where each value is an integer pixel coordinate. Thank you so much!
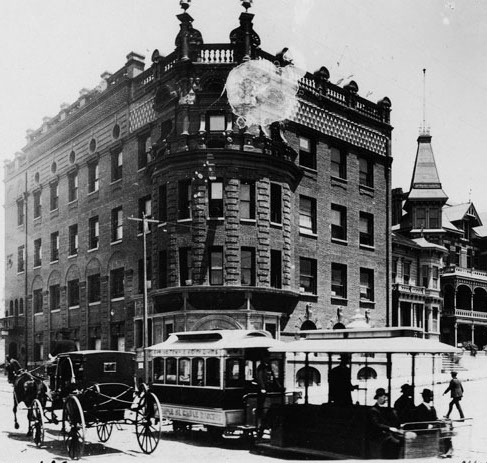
[
  {"left": 300, "top": 257, "right": 317, "bottom": 294},
  {"left": 299, "top": 135, "right": 316, "bottom": 170},
  {"left": 138, "top": 195, "right": 152, "bottom": 233},
  {"left": 392, "top": 259, "right": 397, "bottom": 283},
  {"left": 33, "top": 289, "right": 43, "bottom": 313},
  {"left": 87, "top": 273, "right": 101, "bottom": 303},
  {"left": 33, "top": 190, "right": 42, "bottom": 218},
  {"left": 17, "top": 245, "right": 25, "bottom": 273},
  {"left": 270, "top": 249, "right": 282, "bottom": 288},
  {"left": 179, "top": 247, "right": 192, "bottom": 285},
  {"left": 299, "top": 195, "right": 317, "bottom": 234},
  {"left": 89, "top": 216, "right": 99, "bottom": 250},
  {"left": 88, "top": 160, "right": 99, "bottom": 193},
  {"left": 110, "top": 268, "right": 125, "bottom": 299},
  {"left": 359, "top": 212, "right": 374, "bottom": 246},
  {"left": 240, "top": 180, "right": 255, "bottom": 220},
  {"left": 111, "top": 207, "right": 123, "bottom": 242},
  {"left": 68, "top": 279, "right": 80, "bottom": 307},
  {"left": 138, "top": 133, "right": 152, "bottom": 169},
  {"left": 331, "top": 204, "right": 347, "bottom": 241},
  {"left": 178, "top": 179, "right": 192, "bottom": 220},
  {"left": 111, "top": 149, "right": 123, "bottom": 182},
  {"left": 208, "top": 114, "right": 225, "bottom": 131},
  {"left": 159, "top": 250, "right": 168, "bottom": 288},
  {"left": 17, "top": 198, "right": 24, "bottom": 226},
  {"left": 416, "top": 208, "right": 426, "bottom": 229},
  {"left": 69, "top": 224, "right": 78, "bottom": 256},
  {"left": 49, "top": 284, "right": 60, "bottom": 311},
  {"left": 34, "top": 238, "right": 42, "bottom": 267},
  {"left": 429, "top": 208, "right": 440, "bottom": 229},
  {"left": 159, "top": 184, "right": 167, "bottom": 223},
  {"left": 50, "top": 231, "right": 59, "bottom": 262},
  {"left": 360, "top": 268, "right": 374, "bottom": 301},
  {"left": 270, "top": 183, "right": 282, "bottom": 224},
  {"left": 209, "top": 179, "right": 223, "bottom": 217},
  {"left": 332, "top": 263, "right": 347, "bottom": 298},
  {"left": 209, "top": 247, "right": 223, "bottom": 285},
  {"left": 422, "top": 265, "right": 429, "bottom": 288},
  {"left": 241, "top": 247, "right": 255, "bottom": 286},
  {"left": 331, "top": 147, "right": 346, "bottom": 179},
  {"left": 50, "top": 181, "right": 59, "bottom": 211},
  {"left": 68, "top": 171, "right": 78, "bottom": 202},
  {"left": 138, "top": 257, "right": 152, "bottom": 293},
  {"left": 359, "top": 158, "right": 374, "bottom": 187},
  {"left": 403, "top": 261, "right": 411, "bottom": 284},
  {"left": 432, "top": 267, "right": 439, "bottom": 289}
]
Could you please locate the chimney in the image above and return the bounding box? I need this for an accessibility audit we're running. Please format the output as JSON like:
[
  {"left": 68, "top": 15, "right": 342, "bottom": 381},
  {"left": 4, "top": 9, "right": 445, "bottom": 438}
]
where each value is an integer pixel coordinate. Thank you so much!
[
  {"left": 79, "top": 88, "right": 90, "bottom": 107},
  {"left": 125, "top": 52, "right": 145, "bottom": 78},
  {"left": 60, "top": 102, "right": 70, "bottom": 120},
  {"left": 26, "top": 129, "right": 34, "bottom": 143},
  {"left": 42, "top": 117, "right": 51, "bottom": 133}
]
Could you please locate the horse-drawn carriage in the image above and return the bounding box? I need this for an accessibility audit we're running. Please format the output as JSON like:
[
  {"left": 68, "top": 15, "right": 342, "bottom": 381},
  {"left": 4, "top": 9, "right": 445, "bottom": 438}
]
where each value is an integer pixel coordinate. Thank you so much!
[{"left": 13, "top": 350, "right": 162, "bottom": 459}]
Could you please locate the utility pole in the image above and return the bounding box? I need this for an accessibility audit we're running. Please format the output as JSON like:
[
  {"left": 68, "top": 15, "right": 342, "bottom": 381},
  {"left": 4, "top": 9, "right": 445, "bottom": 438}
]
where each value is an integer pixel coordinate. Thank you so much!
[{"left": 128, "top": 213, "right": 160, "bottom": 383}]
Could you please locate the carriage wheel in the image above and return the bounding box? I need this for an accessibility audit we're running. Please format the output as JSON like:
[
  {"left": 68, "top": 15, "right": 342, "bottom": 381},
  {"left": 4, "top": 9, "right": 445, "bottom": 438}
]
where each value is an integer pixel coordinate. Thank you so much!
[
  {"left": 135, "top": 391, "right": 162, "bottom": 454},
  {"left": 62, "top": 396, "right": 86, "bottom": 460},
  {"left": 96, "top": 423, "right": 113, "bottom": 443},
  {"left": 31, "top": 399, "right": 45, "bottom": 447}
]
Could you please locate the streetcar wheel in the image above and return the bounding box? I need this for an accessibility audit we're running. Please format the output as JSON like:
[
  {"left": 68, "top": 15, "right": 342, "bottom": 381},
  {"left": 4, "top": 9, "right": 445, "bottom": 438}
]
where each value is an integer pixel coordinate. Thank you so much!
[
  {"left": 207, "top": 425, "right": 223, "bottom": 440},
  {"left": 135, "top": 391, "right": 162, "bottom": 454},
  {"left": 96, "top": 422, "right": 113, "bottom": 443},
  {"left": 62, "top": 396, "right": 86, "bottom": 460},
  {"left": 31, "top": 399, "right": 45, "bottom": 447}
]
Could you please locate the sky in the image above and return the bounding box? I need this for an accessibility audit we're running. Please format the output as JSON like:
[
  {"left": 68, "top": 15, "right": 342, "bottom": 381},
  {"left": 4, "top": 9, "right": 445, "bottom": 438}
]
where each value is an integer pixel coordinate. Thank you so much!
[{"left": 1, "top": 0, "right": 487, "bottom": 301}]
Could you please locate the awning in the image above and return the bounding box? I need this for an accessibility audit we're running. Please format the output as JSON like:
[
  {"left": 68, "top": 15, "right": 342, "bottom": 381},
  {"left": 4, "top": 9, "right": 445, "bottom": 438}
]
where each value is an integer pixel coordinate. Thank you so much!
[{"left": 269, "top": 336, "right": 460, "bottom": 354}]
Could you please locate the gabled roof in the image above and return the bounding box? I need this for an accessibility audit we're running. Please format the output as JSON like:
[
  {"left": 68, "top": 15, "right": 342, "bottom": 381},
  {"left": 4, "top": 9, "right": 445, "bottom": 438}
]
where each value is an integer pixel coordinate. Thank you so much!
[
  {"left": 443, "top": 202, "right": 482, "bottom": 227},
  {"left": 407, "top": 133, "right": 448, "bottom": 203}
]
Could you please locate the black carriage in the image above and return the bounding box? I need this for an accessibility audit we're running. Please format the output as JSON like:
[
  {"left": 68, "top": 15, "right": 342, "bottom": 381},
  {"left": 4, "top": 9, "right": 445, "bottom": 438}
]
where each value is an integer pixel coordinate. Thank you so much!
[{"left": 30, "top": 350, "right": 161, "bottom": 459}]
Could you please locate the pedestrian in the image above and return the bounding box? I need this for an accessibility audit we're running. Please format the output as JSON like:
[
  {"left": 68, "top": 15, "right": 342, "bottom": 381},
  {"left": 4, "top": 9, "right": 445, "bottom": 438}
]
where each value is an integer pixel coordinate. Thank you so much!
[
  {"left": 443, "top": 372, "right": 464, "bottom": 419},
  {"left": 414, "top": 388, "right": 437, "bottom": 422}
]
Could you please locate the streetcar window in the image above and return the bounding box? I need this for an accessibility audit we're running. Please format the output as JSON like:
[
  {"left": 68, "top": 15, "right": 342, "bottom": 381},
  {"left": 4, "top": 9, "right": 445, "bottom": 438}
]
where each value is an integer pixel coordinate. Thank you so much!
[
  {"left": 270, "top": 359, "right": 282, "bottom": 382},
  {"left": 226, "top": 358, "right": 244, "bottom": 387},
  {"left": 192, "top": 358, "right": 204, "bottom": 386},
  {"left": 206, "top": 357, "right": 221, "bottom": 387},
  {"left": 103, "top": 362, "right": 116, "bottom": 373},
  {"left": 178, "top": 358, "right": 191, "bottom": 385},
  {"left": 166, "top": 357, "right": 177, "bottom": 384},
  {"left": 245, "top": 360, "right": 254, "bottom": 381},
  {"left": 154, "top": 358, "right": 165, "bottom": 382}
]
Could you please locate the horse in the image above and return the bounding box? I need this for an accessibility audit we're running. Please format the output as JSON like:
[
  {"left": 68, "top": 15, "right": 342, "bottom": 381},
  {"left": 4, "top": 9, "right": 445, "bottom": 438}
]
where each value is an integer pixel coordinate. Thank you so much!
[{"left": 12, "top": 371, "right": 49, "bottom": 434}]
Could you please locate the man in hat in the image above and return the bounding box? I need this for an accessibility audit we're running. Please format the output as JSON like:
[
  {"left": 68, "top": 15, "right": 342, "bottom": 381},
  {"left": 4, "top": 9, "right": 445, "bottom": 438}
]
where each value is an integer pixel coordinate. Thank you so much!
[
  {"left": 394, "top": 384, "right": 415, "bottom": 423},
  {"left": 368, "top": 388, "right": 402, "bottom": 458},
  {"left": 329, "top": 354, "right": 358, "bottom": 406},
  {"left": 415, "top": 388, "right": 437, "bottom": 422},
  {"left": 443, "top": 372, "right": 464, "bottom": 419}
]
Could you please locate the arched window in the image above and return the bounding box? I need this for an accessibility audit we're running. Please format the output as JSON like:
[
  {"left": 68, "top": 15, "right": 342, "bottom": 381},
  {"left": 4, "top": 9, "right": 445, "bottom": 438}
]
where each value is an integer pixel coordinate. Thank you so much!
[
  {"left": 300, "top": 320, "right": 317, "bottom": 330},
  {"left": 357, "top": 366, "right": 377, "bottom": 380},
  {"left": 19, "top": 298, "right": 24, "bottom": 315},
  {"left": 296, "top": 367, "right": 321, "bottom": 387},
  {"left": 14, "top": 299, "right": 19, "bottom": 316},
  {"left": 8, "top": 300, "right": 13, "bottom": 317},
  {"left": 333, "top": 322, "right": 346, "bottom": 330}
]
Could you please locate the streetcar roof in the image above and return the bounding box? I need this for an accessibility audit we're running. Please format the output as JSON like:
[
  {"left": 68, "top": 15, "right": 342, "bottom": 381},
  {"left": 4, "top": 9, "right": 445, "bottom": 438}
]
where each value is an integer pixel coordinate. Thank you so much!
[
  {"left": 147, "top": 329, "right": 283, "bottom": 355},
  {"left": 269, "top": 336, "right": 460, "bottom": 354}
]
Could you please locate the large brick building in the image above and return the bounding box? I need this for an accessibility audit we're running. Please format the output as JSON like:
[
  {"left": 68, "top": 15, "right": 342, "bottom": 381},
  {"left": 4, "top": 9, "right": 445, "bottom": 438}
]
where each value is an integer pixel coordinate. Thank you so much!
[{"left": 2, "top": 3, "right": 393, "bottom": 370}]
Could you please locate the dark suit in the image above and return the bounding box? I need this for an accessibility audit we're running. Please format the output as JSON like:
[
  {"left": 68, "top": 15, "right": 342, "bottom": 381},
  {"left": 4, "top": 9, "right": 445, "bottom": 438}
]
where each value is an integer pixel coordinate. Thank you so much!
[
  {"left": 394, "top": 394, "right": 415, "bottom": 423},
  {"left": 368, "top": 405, "right": 401, "bottom": 459},
  {"left": 329, "top": 364, "right": 354, "bottom": 405},
  {"left": 415, "top": 403, "right": 438, "bottom": 423},
  {"left": 444, "top": 378, "right": 464, "bottom": 418}
]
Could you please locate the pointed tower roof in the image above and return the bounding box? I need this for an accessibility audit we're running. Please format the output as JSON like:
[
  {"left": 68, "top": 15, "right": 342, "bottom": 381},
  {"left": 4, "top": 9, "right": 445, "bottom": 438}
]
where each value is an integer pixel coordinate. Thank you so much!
[{"left": 406, "top": 132, "right": 448, "bottom": 202}]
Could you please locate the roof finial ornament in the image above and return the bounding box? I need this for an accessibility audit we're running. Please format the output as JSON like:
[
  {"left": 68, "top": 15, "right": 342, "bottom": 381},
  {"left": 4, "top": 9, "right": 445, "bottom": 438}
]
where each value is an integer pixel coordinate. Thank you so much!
[
  {"left": 241, "top": 0, "right": 253, "bottom": 12},
  {"left": 180, "top": 0, "right": 191, "bottom": 11},
  {"left": 420, "top": 68, "right": 430, "bottom": 135}
]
